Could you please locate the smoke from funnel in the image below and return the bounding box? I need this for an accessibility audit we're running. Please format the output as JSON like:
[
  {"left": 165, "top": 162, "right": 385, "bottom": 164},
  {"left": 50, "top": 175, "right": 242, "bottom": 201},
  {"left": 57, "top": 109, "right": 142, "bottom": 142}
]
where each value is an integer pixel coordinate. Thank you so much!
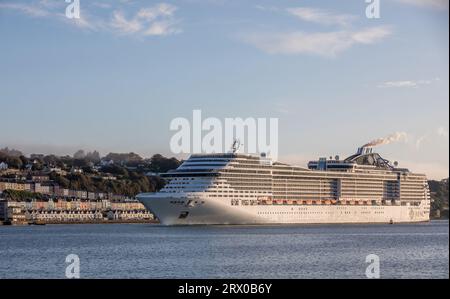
[{"left": 363, "top": 132, "right": 408, "bottom": 147}]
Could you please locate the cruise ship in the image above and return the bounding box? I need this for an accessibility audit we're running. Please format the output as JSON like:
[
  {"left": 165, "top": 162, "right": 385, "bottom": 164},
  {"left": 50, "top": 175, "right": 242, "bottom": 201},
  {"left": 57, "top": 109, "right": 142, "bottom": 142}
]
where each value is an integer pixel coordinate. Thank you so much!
[{"left": 137, "top": 146, "right": 430, "bottom": 225}]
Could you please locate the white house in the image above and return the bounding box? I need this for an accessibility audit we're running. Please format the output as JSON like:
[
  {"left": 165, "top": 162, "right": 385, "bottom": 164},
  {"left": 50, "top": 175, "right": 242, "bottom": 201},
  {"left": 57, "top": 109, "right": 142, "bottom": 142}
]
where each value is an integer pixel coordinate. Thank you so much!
[
  {"left": 0, "top": 162, "right": 8, "bottom": 170},
  {"left": 100, "top": 159, "right": 114, "bottom": 166}
]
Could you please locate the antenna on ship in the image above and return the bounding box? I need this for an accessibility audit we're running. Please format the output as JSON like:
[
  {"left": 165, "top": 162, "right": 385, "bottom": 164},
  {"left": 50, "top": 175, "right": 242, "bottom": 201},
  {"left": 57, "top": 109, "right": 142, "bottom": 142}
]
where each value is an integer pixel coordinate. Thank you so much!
[{"left": 231, "top": 139, "right": 242, "bottom": 154}]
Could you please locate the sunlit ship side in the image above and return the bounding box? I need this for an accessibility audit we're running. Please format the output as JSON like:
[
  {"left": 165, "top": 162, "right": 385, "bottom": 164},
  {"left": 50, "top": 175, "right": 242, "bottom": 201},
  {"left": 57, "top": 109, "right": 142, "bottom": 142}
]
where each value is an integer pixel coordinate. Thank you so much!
[{"left": 137, "top": 146, "right": 430, "bottom": 225}]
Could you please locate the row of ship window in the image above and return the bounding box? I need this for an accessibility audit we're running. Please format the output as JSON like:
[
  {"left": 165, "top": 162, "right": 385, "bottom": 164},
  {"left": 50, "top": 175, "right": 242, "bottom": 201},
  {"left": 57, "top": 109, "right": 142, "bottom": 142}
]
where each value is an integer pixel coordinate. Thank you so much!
[{"left": 255, "top": 211, "right": 382, "bottom": 216}]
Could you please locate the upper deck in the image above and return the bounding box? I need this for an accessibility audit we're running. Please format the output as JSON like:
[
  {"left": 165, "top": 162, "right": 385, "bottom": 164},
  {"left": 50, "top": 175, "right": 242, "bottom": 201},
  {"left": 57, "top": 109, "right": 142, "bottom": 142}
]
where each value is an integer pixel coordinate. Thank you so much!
[
  {"left": 164, "top": 146, "right": 414, "bottom": 179},
  {"left": 307, "top": 146, "right": 411, "bottom": 174}
]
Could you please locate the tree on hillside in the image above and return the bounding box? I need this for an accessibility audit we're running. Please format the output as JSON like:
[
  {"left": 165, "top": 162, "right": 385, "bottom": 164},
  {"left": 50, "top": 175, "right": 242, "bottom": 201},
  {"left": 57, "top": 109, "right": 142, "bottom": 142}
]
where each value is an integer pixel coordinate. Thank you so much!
[
  {"left": 148, "top": 154, "right": 181, "bottom": 173},
  {"left": 19, "top": 155, "right": 28, "bottom": 167},
  {"left": 49, "top": 172, "right": 71, "bottom": 188},
  {"left": 86, "top": 150, "right": 101, "bottom": 163},
  {"left": 104, "top": 152, "right": 143, "bottom": 166},
  {"left": 0, "top": 147, "right": 23, "bottom": 157},
  {"left": 0, "top": 152, "right": 23, "bottom": 169},
  {"left": 73, "top": 150, "right": 86, "bottom": 159},
  {"left": 429, "top": 178, "right": 449, "bottom": 218},
  {"left": 43, "top": 155, "right": 62, "bottom": 167},
  {"left": 100, "top": 164, "right": 129, "bottom": 177},
  {"left": 73, "top": 158, "right": 90, "bottom": 168}
]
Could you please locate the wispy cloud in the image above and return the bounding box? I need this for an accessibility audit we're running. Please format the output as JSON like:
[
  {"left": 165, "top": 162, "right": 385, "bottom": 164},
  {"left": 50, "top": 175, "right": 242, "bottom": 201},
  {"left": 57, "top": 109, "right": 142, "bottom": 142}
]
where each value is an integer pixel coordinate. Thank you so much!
[
  {"left": 0, "top": 1, "right": 181, "bottom": 37},
  {"left": 144, "top": 19, "right": 180, "bottom": 36},
  {"left": 111, "top": 11, "right": 143, "bottom": 33},
  {"left": 247, "top": 5, "right": 391, "bottom": 57},
  {"left": 111, "top": 3, "right": 180, "bottom": 36},
  {"left": 377, "top": 78, "right": 439, "bottom": 88},
  {"left": 274, "top": 103, "right": 294, "bottom": 115},
  {"left": 0, "top": 2, "right": 51, "bottom": 17},
  {"left": 92, "top": 2, "right": 113, "bottom": 9},
  {"left": 0, "top": 1, "right": 101, "bottom": 31},
  {"left": 415, "top": 134, "right": 427, "bottom": 149},
  {"left": 287, "top": 7, "right": 356, "bottom": 26},
  {"left": 255, "top": 5, "right": 279, "bottom": 12},
  {"left": 242, "top": 26, "right": 391, "bottom": 57},
  {"left": 413, "top": 127, "right": 448, "bottom": 149},
  {"left": 393, "top": 0, "right": 449, "bottom": 10}
]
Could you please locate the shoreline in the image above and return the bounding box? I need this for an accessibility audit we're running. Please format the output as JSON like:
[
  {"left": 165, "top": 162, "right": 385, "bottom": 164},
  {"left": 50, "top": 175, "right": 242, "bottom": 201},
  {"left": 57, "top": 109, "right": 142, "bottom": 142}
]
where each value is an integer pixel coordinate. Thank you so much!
[
  {"left": 2, "top": 219, "right": 448, "bottom": 227},
  {"left": 1, "top": 219, "right": 160, "bottom": 226}
]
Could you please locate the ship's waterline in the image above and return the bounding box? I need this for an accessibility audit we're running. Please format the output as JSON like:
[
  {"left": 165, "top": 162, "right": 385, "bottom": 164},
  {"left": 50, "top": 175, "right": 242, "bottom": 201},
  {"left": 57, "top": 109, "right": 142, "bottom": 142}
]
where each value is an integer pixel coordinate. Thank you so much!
[{"left": 137, "top": 146, "right": 430, "bottom": 225}]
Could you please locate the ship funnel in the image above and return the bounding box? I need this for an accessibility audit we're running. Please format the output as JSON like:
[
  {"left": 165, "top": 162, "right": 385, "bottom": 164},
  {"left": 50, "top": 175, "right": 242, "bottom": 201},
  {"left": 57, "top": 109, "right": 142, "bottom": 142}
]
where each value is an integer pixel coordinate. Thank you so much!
[{"left": 357, "top": 146, "right": 373, "bottom": 155}]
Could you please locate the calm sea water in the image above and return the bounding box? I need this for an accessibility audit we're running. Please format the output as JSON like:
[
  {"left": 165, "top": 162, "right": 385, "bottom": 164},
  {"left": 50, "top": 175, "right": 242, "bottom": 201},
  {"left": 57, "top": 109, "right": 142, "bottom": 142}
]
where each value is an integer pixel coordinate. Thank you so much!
[{"left": 0, "top": 221, "right": 448, "bottom": 279}]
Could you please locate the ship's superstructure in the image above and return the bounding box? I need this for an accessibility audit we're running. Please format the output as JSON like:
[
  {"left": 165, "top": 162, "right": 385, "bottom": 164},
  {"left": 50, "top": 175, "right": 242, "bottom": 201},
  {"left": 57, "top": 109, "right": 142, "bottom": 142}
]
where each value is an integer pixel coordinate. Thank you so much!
[{"left": 137, "top": 146, "right": 430, "bottom": 225}]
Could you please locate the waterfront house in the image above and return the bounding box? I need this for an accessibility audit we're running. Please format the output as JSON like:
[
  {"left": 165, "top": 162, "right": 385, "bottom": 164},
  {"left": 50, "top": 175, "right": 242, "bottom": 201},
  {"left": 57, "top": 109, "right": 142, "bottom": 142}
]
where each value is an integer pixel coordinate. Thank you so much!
[
  {"left": 0, "top": 181, "right": 10, "bottom": 191},
  {"left": 79, "top": 201, "right": 90, "bottom": 210},
  {"left": 28, "top": 173, "right": 50, "bottom": 182},
  {"left": 48, "top": 183, "right": 60, "bottom": 195},
  {"left": 55, "top": 188, "right": 68, "bottom": 197},
  {"left": 28, "top": 209, "right": 104, "bottom": 222},
  {"left": 34, "top": 183, "right": 51, "bottom": 195},
  {"left": 55, "top": 199, "right": 65, "bottom": 210},
  {"left": 101, "top": 199, "right": 111, "bottom": 209},
  {"left": 80, "top": 191, "right": 88, "bottom": 199},
  {"left": 68, "top": 189, "right": 77, "bottom": 198},
  {"left": 47, "top": 199, "right": 55, "bottom": 210},
  {"left": 1, "top": 202, "right": 27, "bottom": 224}
]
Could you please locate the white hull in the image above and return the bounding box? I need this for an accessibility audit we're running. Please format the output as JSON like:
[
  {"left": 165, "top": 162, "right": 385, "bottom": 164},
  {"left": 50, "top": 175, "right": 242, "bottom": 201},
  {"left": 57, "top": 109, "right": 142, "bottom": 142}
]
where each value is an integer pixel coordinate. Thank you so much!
[{"left": 137, "top": 194, "right": 430, "bottom": 225}]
